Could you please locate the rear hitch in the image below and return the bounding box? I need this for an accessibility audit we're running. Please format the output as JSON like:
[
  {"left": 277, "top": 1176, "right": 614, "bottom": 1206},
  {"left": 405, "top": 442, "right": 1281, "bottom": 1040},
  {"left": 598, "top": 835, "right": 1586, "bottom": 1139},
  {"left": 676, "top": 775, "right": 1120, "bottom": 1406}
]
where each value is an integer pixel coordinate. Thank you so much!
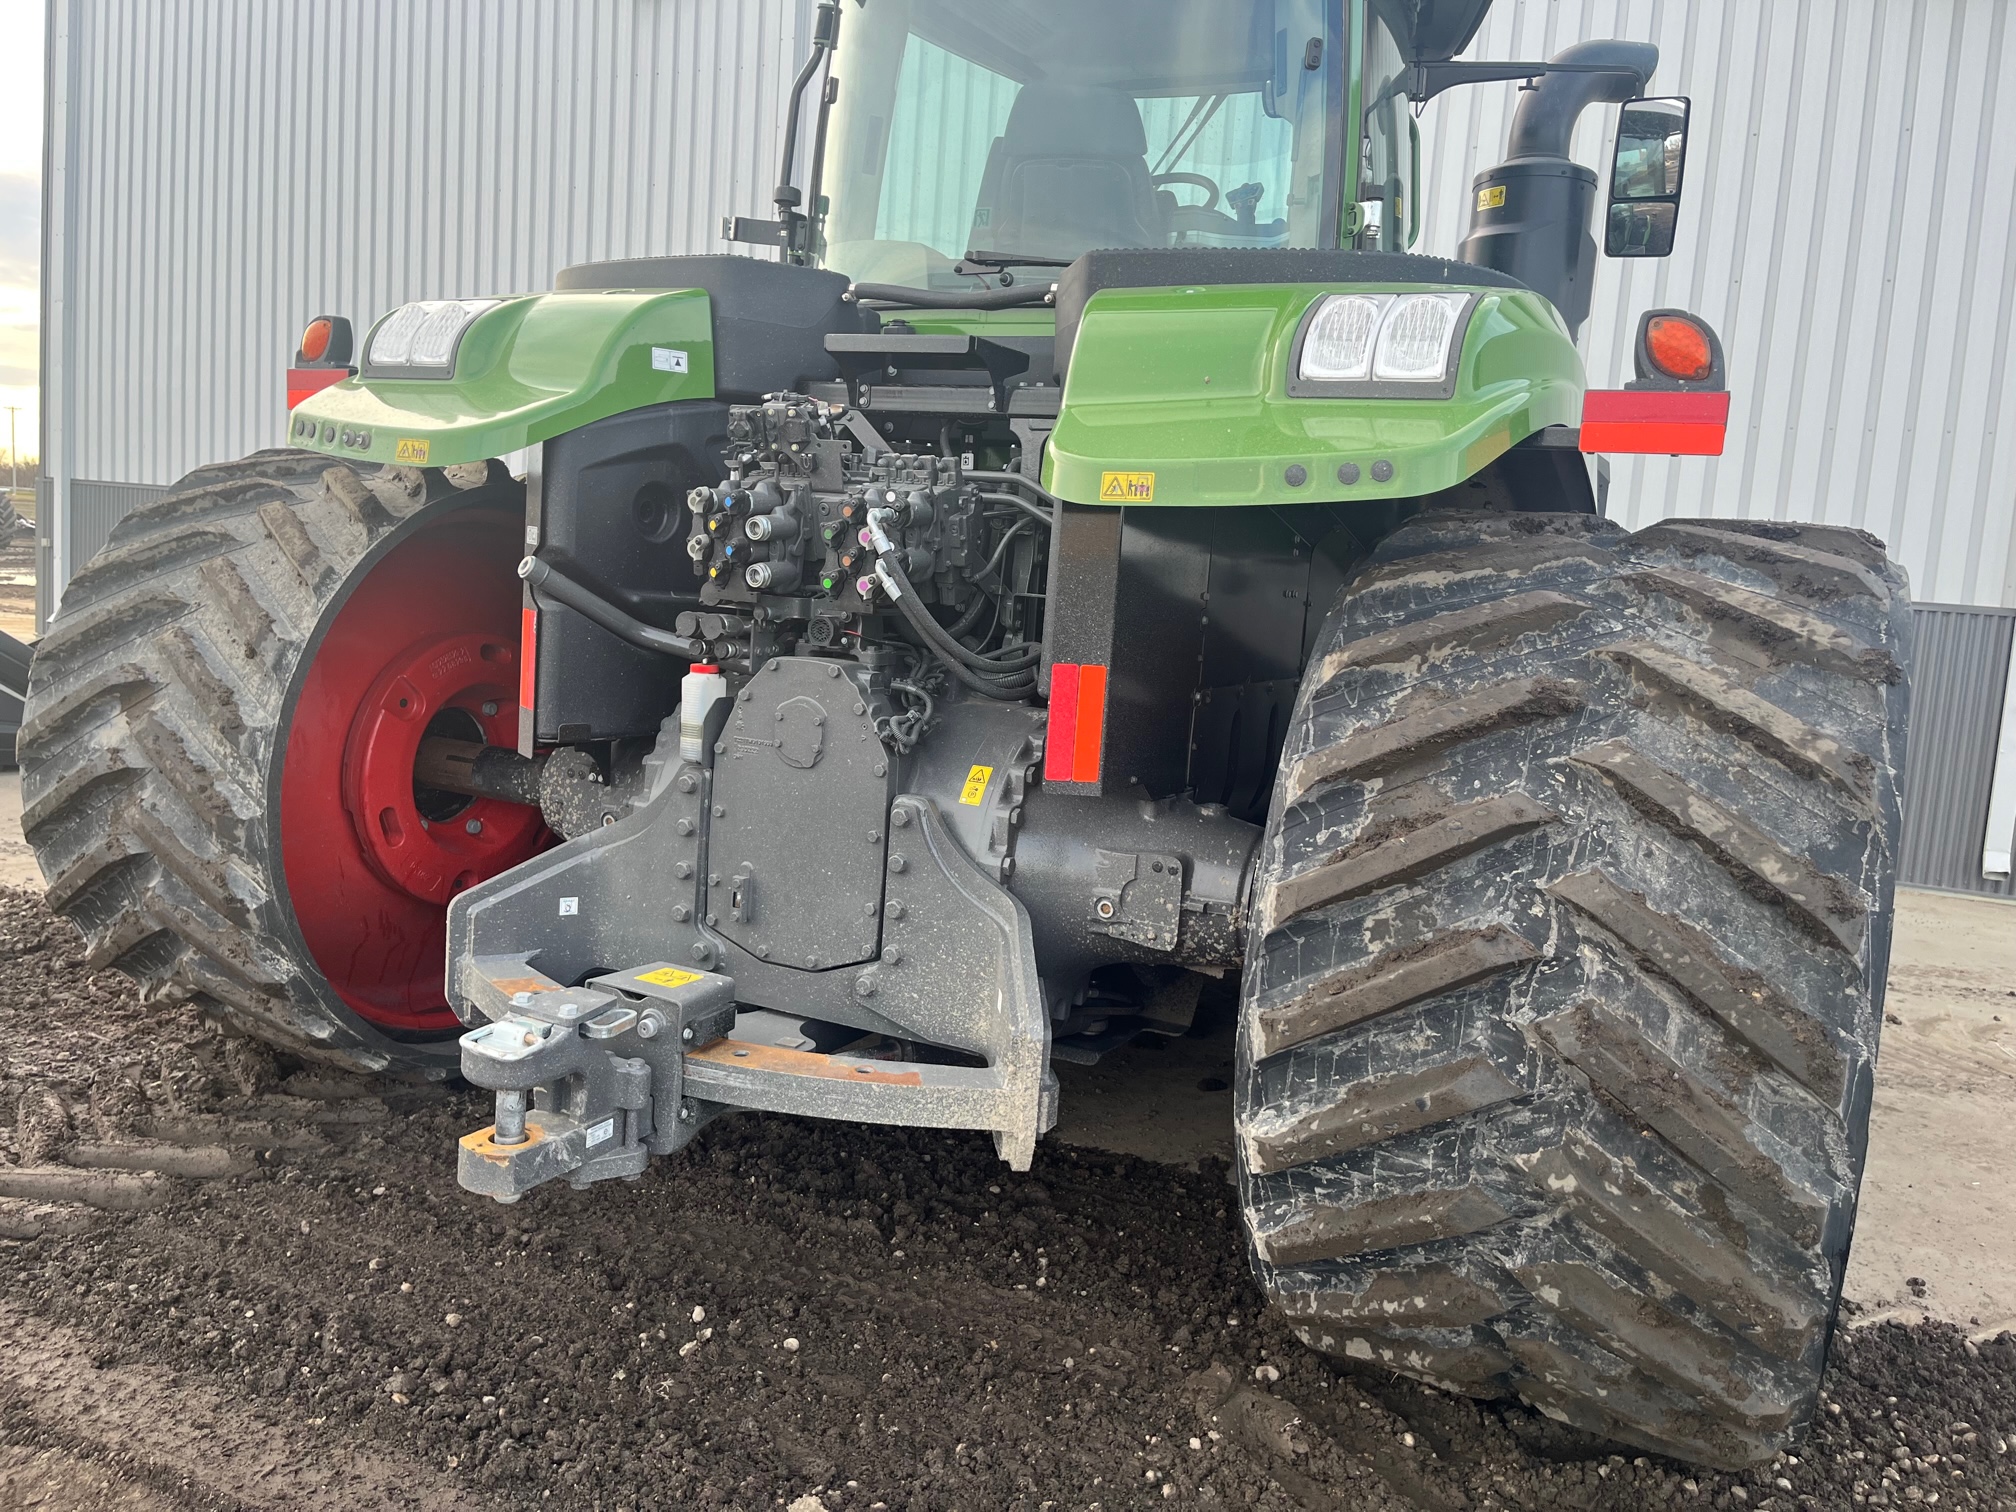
[{"left": 456, "top": 959, "right": 737, "bottom": 1202}]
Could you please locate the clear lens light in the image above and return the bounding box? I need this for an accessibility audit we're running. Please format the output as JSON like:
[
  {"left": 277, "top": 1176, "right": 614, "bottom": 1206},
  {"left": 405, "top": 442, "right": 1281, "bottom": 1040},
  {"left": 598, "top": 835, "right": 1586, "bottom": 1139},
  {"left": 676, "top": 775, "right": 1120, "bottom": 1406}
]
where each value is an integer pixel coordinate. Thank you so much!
[
  {"left": 1372, "top": 294, "right": 1467, "bottom": 381},
  {"left": 369, "top": 299, "right": 499, "bottom": 368},
  {"left": 1299, "top": 295, "right": 1388, "bottom": 381}
]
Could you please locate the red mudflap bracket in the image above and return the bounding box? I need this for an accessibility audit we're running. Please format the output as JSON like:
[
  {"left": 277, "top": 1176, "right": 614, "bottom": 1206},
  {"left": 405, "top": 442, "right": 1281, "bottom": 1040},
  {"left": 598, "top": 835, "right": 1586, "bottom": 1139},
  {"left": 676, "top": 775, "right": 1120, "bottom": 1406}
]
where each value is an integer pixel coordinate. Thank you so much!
[{"left": 1579, "top": 388, "right": 1731, "bottom": 456}]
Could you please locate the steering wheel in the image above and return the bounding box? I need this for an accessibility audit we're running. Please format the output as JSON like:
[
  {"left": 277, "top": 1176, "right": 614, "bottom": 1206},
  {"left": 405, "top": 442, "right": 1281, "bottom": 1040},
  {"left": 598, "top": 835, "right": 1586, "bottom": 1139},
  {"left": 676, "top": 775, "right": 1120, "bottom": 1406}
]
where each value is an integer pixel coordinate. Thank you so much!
[{"left": 1152, "top": 171, "right": 1221, "bottom": 213}]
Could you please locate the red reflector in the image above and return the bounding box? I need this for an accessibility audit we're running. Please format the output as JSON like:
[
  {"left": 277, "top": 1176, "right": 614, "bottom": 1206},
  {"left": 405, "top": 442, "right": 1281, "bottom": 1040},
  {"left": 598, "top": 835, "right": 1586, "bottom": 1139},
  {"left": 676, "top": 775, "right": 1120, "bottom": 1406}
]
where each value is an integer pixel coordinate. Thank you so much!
[
  {"left": 519, "top": 607, "right": 538, "bottom": 712},
  {"left": 1072, "top": 665, "right": 1108, "bottom": 783},
  {"left": 300, "top": 318, "right": 333, "bottom": 363},
  {"left": 1579, "top": 389, "right": 1731, "bottom": 456},
  {"left": 1645, "top": 315, "right": 1713, "bottom": 381},
  {"left": 1044, "top": 663, "right": 1109, "bottom": 784},
  {"left": 1045, "top": 663, "right": 1082, "bottom": 783},
  {"left": 286, "top": 366, "right": 347, "bottom": 410}
]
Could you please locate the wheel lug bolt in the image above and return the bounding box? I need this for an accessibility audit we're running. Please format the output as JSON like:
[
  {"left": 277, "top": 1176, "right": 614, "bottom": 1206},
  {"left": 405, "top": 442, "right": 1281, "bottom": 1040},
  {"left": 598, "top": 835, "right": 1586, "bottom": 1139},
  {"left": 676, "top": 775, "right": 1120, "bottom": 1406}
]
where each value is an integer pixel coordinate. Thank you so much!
[
  {"left": 465, "top": 818, "right": 484, "bottom": 835},
  {"left": 481, "top": 701, "right": 499, "bottom": 717}
]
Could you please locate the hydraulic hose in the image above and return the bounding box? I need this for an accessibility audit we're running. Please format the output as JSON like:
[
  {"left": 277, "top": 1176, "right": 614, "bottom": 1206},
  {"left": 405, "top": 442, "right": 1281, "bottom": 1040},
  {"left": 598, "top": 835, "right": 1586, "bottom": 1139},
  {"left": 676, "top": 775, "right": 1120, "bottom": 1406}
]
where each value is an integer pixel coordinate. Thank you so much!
[
  {"left": 979, "top": 491, "right": 1053, "bottom": 528},
  {"left": 517, "top": 557, "right": 705, "bottom": 661},
  {"left": 874, "top": 560, "right": 1036, "bottom": 701},
  {"left": 975, "top": 519, "right": 1032, "bottom": 582},
  {"left": 967, "top": 470, "right": 1062, "bottom": 511}
]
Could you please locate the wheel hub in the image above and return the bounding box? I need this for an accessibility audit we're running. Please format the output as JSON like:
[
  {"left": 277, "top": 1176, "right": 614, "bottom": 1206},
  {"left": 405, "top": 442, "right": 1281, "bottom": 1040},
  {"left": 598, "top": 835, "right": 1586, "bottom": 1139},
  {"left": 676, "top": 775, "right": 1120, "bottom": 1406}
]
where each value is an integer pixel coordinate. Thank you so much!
[
  {"left": 341, "top": 629, "right": 544, "bottom": 904},
  {"left": 280, "top": 509, "right": 549, "bottom": 1034}
]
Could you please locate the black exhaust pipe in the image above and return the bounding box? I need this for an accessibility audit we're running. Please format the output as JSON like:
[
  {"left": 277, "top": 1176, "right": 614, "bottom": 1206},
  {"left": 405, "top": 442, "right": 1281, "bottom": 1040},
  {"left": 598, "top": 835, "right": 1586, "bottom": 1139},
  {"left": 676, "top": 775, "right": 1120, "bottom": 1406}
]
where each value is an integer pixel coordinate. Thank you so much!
[{"left": 1457, "top": 40, "right": 1659, "bottom": 339}]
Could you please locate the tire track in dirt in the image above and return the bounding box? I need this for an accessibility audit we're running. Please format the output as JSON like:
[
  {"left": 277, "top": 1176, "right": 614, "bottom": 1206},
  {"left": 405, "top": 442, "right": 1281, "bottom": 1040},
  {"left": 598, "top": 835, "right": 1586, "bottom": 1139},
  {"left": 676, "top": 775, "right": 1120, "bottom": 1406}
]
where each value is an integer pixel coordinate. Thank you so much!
[{"left": 0, "top": 1300, "right": 495, "bottom": 1510}]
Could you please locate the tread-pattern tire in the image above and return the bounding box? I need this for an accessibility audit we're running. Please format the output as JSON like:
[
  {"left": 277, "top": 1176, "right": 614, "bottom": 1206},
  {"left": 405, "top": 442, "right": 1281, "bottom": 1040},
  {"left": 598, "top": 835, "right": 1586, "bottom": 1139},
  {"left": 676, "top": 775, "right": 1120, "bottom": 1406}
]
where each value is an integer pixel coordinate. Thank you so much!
[
  {"left": 20, "top": 450, "right": 523, "bottom": 1075},
  {"left": 1234, "top": 511, "right": 1910, "bottom": 1467}
]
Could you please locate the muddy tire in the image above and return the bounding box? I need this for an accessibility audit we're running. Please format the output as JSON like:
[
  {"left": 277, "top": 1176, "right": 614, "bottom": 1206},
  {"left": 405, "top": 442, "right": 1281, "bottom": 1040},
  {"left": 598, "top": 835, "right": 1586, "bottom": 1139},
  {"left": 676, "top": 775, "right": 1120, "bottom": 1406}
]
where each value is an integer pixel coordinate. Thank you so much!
[
  {"left": 1234, "top": 512, "right": 1910, "bottom": 1467},
  {"left": 21, "top": 451, "right": 536, "bottom": 1075}
]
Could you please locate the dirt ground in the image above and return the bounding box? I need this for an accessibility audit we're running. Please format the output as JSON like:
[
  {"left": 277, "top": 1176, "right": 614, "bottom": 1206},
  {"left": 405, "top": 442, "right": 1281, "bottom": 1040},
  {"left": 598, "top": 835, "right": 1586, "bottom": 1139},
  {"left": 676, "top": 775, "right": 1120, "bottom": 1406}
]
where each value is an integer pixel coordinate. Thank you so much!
[{"left": 1, "top": 862, "right": 2013, "bottom": 1509}]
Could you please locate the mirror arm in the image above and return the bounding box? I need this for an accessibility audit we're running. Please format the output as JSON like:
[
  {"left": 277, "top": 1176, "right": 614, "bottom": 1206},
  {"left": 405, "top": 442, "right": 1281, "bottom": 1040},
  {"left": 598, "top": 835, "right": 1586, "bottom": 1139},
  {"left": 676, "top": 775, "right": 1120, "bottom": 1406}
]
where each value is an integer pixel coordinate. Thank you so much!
[
  {"left": 1407, "top": 58, "right": 1652, "bottom": 109},
  {"left": 771, "top": 0, "right": 842, "bottom": 262}
]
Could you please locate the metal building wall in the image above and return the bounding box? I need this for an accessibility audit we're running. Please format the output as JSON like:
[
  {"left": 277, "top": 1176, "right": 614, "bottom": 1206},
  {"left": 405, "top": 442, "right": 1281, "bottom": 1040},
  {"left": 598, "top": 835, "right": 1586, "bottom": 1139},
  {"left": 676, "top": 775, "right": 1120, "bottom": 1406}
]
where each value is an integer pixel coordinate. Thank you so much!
[
  {"left": 41, "top": 0, "right": 814, "bottom": 605},
  {"left": 1897, "top": 604, "right": 2016, "bottom": 897},
  {"left": 1415, "top": 0, "right": 2016, "bottom": 613}
]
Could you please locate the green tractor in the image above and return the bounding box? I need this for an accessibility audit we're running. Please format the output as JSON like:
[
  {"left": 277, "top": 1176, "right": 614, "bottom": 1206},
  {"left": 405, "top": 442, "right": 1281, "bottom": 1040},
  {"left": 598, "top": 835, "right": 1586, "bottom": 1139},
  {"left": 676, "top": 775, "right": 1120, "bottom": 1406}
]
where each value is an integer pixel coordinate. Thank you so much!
[{"left": 22, "top": 0, "right": 1911, "bottom": 1468}]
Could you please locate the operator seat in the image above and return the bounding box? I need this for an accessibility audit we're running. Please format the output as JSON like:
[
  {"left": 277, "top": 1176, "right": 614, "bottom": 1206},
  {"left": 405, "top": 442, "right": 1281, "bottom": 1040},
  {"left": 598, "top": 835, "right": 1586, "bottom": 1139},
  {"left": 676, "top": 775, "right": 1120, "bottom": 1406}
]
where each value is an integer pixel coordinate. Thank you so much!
[{"left": 972, "top": 84, "right": 1167, "bottom": 260}]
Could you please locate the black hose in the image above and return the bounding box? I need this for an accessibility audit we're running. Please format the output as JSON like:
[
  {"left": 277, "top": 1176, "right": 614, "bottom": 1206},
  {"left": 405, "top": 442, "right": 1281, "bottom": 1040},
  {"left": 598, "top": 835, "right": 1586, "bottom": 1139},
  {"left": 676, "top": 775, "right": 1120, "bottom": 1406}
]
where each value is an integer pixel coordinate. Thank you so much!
[
  {"left": 966, "top": 469, "right": 1063, "bottom": 509},
  {"left": 925, "top": 601, "right": 1041, "bottom": 672},
  {"left": 879, "top": 563, "right": 1036, "bottom": 699},
  {"left": 945, "top": 589, "right": 995, "bottom": 637},
  {"left": 975, "top": 519, "right": 1031, "bottom": 582},
  {"left": 849, "top": 282, "right": 1055, "bottom": 311},
  {"left": 518, "top": 558, "right": 704, "bottom": 661},
  {"left": 980, "top": 491, "right": 1052, "bottom": 528},
  {"left": 896, "top": 612, "right": 1035, "bottom": 701}
]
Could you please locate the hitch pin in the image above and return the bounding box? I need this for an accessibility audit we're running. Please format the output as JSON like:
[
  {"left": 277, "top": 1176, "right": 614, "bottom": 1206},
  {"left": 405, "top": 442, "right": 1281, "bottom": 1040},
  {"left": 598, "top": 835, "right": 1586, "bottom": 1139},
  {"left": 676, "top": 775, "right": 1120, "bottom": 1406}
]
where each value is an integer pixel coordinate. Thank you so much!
[{"left": 492, "top": 1087, "right": 530, "bottom": 1146}]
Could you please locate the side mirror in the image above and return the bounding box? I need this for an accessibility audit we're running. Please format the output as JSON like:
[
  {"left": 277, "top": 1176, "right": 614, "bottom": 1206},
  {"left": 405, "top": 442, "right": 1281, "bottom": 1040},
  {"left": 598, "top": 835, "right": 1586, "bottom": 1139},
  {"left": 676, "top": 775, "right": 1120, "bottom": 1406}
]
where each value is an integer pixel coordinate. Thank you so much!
[{"left": 1604, "top": 96, "right": 1690, "bottom": 258}]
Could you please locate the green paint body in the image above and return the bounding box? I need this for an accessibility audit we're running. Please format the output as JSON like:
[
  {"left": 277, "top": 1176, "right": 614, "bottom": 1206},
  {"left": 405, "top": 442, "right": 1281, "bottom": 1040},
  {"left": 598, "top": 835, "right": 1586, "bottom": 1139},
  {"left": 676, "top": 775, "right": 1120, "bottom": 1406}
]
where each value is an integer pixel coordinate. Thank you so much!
[
  {"left": 1047, "top": 284, "right": 1584, "bottom": 506},
  {"left": 290, "top": 290, "right": 716, "bottom": 468},
  {"left": 295, "top": 281, "right": 1584, "bottom": 507}
]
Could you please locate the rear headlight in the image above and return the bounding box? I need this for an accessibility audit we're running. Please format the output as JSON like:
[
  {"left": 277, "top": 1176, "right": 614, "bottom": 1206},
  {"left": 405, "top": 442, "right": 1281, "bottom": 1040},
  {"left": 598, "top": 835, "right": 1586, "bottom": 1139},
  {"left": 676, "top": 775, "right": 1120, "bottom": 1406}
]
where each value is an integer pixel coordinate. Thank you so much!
[
  {"left": 1297, "top": 292, "right": 1472, "bottom": 387},
  {"left": 1299, "top": 295, "right": 1386, "bottom": 381},
  {"left": 368, "top": 299, "right": 500, "bottom": 371},
  {"left": 1371, "top": 294, "right": 1467, "bottom": 381}
]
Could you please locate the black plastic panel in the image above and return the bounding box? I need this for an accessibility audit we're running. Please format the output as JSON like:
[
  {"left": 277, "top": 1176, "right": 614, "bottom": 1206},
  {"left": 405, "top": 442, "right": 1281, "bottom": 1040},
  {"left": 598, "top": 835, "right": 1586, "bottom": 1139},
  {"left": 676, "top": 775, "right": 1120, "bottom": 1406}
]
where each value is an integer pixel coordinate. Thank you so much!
[{"left": 533, "top": 402, "right": 730, "bottom": 743}]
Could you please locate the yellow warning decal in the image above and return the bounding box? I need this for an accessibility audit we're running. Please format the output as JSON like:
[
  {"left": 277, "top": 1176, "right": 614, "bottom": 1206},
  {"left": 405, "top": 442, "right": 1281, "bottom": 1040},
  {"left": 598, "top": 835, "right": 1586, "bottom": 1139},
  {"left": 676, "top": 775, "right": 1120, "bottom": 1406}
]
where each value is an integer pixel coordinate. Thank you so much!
[
  {"left": 959, "top": 764, "right": 994, "bottom": 806},
  {"left": 1100, "top": 471, "right": 1155, "bottom": 502},
  {"left": 1477, "top": 185, "right": 1507, "bottom": 211},
  {"left": 637, "top": 965, "right": 705, "bottom": 989},
  {"left": 395, "top": 437, "right": 432, "bottom": 464}
]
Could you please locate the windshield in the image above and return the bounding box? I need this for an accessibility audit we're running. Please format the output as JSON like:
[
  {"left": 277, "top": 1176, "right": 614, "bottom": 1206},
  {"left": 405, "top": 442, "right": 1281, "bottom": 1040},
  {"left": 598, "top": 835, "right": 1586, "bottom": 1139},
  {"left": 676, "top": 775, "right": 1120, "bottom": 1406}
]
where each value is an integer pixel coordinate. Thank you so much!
[{"left": 815, "top": 0, "right": 1345, "bottom": 288}]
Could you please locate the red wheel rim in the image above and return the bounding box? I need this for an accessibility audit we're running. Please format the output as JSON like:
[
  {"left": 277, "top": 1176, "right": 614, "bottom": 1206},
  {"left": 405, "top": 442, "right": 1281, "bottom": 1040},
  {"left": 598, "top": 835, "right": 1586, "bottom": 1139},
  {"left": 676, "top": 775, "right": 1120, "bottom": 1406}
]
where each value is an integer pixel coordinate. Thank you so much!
[{"left": 280, "top": 508, "right": 549, "bottom": 1033}]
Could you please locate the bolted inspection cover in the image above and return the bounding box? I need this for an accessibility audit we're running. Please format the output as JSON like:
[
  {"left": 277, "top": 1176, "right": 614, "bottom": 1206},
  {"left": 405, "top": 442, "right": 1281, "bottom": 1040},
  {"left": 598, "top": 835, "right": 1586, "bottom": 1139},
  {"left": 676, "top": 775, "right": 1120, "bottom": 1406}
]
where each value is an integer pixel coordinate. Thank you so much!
[{"left": 710, "top": 658, "right": 896, "bottom": 970}]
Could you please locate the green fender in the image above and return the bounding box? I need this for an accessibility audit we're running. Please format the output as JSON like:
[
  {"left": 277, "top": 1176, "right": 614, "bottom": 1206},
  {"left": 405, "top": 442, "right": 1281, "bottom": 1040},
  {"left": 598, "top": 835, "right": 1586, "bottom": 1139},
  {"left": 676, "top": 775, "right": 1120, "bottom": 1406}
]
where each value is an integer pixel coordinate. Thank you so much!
[
  {"left": 289, "top": 289, "right": 717, "bottom": 469},
  {"left": 1043, "top": 283, "right": 1585, "bottom": 507}
]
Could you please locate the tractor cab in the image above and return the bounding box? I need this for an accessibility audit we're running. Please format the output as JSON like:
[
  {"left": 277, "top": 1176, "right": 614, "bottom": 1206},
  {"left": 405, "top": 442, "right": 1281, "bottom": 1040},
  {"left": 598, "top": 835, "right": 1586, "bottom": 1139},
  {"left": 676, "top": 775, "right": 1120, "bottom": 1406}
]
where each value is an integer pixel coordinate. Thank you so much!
[{"left": 813, "top": 0, "right": 1355, "bottom": 287}]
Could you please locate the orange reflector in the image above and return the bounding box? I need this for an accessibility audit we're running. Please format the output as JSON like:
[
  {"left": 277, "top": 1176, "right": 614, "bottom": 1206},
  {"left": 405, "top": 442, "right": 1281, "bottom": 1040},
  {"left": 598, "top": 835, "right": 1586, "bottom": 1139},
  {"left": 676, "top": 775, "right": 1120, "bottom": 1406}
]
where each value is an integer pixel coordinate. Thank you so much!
[
  {"left": 1043, "top": 662, "right": 1109, "bottom": 785},
  {"left": 1644, "top": 316, "right": 1713, "bottom": 382},
  {"left": 1580, "top": 389, "right": 1731, "bottom": 456},
  {"left": 300, "top": 318, "right": 333, "bottom": 363}
]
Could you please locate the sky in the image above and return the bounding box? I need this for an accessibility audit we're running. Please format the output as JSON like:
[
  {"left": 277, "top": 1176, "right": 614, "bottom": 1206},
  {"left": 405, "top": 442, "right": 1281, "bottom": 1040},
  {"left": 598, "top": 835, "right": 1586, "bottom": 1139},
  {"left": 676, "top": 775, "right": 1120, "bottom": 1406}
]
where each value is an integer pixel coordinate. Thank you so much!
[{"left": 0, "top": 0, "right": 41, "bottom": 470}]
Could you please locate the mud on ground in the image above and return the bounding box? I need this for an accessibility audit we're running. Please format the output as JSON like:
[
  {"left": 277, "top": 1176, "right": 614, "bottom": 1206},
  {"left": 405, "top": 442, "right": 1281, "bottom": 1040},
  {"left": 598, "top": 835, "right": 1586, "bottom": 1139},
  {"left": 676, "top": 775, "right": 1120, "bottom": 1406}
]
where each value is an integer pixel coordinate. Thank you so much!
[{"left": 2, "top": 885, "right": 2013, "bottom": 1512}]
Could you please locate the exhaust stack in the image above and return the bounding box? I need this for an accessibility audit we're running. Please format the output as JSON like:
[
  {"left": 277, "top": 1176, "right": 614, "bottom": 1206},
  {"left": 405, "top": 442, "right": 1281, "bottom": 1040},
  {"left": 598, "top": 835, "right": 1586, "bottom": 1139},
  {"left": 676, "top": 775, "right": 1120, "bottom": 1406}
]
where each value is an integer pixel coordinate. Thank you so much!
[{"left": 1458, "top": 40, "right": 1659, "bottom": 339}]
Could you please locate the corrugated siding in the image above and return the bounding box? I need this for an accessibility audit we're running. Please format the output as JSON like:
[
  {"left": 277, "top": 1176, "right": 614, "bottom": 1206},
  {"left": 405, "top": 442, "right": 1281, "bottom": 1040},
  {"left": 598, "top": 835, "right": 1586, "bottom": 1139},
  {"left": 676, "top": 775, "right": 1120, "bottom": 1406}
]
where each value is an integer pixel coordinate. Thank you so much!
[
  {"left": 1899, "top": 603, "right": 2016, "bottom": 897},
  {"left": 66, "top": 480, "right": 165, "bottom": 578},
  {"left": 43, "top": 0, "right": 815, "bottom": 597},
  {"left": 1416, "top": 0, "right": 2016, "bottom": 611}
]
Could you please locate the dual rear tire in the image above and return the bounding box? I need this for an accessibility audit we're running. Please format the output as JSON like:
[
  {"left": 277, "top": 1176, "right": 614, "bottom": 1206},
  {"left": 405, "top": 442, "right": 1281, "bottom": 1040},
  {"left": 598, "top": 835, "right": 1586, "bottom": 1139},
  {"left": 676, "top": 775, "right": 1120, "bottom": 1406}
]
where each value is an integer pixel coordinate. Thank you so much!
[
  {"left": 20, "top": 452, "right": 539, "bottom": 1074},
  {"left": 1236, "top": 512, "right": 1910, "bottom": 1466}
]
